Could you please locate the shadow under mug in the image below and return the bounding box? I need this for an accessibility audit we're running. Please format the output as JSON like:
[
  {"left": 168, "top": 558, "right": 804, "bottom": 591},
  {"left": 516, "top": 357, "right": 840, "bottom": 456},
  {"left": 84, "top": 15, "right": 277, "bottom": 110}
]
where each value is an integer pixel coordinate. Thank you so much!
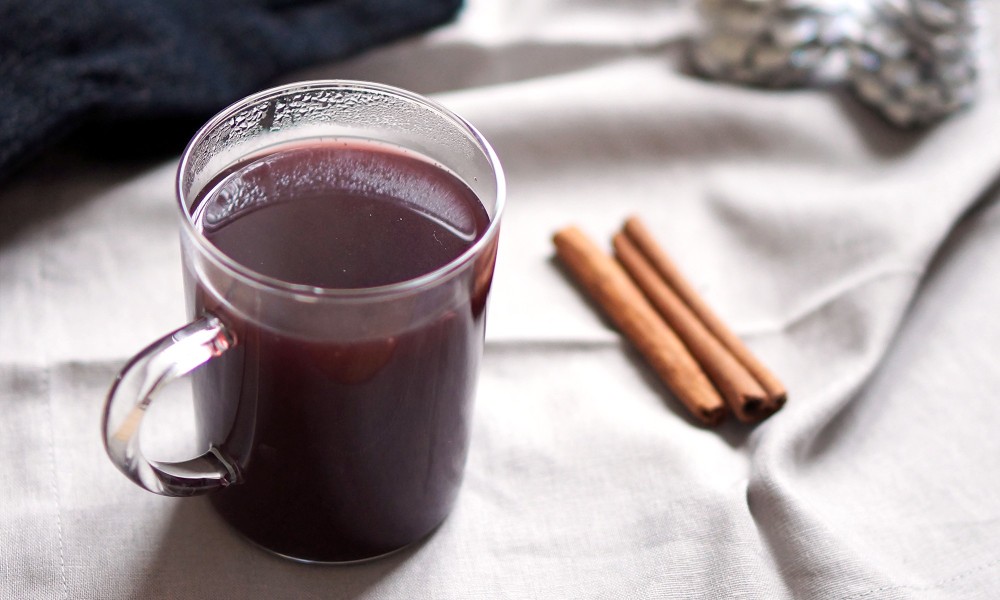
[{"left": 101, "top": 81, "right": 505, "bottom": 563}]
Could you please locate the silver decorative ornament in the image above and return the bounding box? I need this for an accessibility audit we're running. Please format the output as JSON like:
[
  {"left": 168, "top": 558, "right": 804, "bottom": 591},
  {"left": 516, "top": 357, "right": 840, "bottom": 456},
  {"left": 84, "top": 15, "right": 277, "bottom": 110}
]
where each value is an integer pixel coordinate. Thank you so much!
[
  {"left": 689, "top": 0, "right": 866, "bottom": 87},
  {"left": 846, "top": 0, "right": 984, "bottom": 127}
]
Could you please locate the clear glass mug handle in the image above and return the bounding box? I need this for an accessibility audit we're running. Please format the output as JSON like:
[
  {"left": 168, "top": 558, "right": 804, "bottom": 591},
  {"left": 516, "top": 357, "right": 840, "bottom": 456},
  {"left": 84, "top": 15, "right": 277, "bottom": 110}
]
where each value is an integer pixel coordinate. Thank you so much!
[{"left": 102, "top": 315, "right": 240, "bottom": 496}]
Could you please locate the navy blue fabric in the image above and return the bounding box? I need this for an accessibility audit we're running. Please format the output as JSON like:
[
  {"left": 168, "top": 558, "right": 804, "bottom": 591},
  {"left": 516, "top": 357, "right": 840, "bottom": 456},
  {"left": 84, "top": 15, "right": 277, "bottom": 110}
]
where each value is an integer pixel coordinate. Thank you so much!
[{"left": 0, "top": 0, "right": 462, "bottom": 179}]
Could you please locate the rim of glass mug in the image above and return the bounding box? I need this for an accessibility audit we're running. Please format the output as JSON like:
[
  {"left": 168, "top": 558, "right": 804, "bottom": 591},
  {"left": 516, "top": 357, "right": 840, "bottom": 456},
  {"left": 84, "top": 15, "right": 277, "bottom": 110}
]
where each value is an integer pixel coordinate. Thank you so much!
[{"left": 176, "top": 79, "right": 506, "bottom": 300}]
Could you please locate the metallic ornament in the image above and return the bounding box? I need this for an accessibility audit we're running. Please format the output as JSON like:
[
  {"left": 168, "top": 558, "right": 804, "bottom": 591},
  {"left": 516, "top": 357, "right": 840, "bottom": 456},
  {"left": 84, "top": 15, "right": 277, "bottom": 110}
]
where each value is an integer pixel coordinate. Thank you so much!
[
  {"left": 688, "top": 0, "right": 985, "bottom": 128},
  {"left": 846, "top": 0, "right": 984, "bottom": 127},
  {"left": 689, "top": 0, "right": 866, "bottom": 87}
]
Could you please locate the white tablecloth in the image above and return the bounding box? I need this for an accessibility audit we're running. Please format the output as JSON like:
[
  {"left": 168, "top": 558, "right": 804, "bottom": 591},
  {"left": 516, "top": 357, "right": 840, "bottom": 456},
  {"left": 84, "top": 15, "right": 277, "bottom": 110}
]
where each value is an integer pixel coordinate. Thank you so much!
[{"left": 3, "top": 1, "right": 999, "bottom": 598}]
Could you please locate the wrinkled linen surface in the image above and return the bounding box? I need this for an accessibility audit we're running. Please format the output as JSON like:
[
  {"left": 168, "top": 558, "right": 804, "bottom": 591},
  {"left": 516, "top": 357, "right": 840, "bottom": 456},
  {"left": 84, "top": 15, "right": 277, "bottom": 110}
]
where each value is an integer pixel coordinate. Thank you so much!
[{"left": 2, "top": 1, "right": 999, "bottom": 598}]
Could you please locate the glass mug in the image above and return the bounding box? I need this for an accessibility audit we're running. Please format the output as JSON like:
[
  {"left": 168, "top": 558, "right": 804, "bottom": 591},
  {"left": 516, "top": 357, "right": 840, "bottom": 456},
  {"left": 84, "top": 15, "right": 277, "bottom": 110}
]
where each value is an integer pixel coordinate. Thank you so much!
[{"left": 102, "top": 81, "right": 505, "bottom": 563}]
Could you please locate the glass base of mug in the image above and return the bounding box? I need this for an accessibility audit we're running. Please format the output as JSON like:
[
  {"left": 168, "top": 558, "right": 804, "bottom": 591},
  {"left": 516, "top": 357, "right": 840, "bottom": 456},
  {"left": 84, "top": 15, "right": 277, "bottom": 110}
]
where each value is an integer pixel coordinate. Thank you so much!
[
  {"left": 262, "top": 541, "right": 414, "bottom": 566},
  {"left": 222, "top": 511, "right": 450, "bottom": 565}
]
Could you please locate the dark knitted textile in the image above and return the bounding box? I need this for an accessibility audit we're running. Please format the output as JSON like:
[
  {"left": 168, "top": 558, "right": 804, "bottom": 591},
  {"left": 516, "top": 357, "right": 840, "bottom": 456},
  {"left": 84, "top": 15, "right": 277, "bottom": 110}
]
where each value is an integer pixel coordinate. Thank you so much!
[{"left": 0, "top": 0, "right": 462, "bottom": 179}]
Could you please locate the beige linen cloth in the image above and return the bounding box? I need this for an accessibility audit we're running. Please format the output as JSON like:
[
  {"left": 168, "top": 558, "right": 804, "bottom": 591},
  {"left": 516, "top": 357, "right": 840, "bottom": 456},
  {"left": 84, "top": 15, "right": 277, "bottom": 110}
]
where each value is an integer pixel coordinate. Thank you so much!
[{"left": 2, "top": 1, "right": 999, "bottom": 598}]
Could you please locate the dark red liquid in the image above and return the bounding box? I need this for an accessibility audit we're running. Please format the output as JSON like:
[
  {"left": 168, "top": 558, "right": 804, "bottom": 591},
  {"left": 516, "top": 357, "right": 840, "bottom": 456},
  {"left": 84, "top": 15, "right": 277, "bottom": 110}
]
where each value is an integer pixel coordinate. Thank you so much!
[{"left": 189, "top": 141, "right": 493, "bottom": 562}]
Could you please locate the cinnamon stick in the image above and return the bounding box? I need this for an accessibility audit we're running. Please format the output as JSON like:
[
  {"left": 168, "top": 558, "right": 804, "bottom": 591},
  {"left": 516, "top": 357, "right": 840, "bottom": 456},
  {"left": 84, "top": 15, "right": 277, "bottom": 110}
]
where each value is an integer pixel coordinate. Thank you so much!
[
  {"left": 614, "top": 233, "right": 770, "bottom": 422},
  {"left": 622, "top": 217, "right": 787, "bottom": 410},
  {"left": 553, "top": 226, "right": 727, "bottom": 426}
]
